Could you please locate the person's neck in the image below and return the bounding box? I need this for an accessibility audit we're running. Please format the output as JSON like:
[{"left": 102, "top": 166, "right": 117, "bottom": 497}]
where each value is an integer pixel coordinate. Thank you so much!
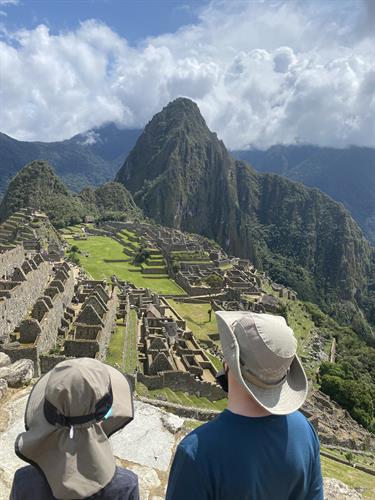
[{"left": 227, "top": 374, "right": 271, "bottom": 418}]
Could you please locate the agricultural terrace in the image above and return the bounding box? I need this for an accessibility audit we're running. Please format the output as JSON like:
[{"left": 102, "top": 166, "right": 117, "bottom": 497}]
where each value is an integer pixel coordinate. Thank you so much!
[{"left": 64, "top": 234, "right": 185, "bottom": 296}]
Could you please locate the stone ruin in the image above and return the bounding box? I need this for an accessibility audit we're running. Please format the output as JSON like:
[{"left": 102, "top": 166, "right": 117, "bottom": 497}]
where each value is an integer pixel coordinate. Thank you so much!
[
  {"left": 128, "top": 286, "right": 226, "bottom": 401},
  {"left": 0, "top": 232, "right": 118, "bottom": 377},
  {"left": 39, "top": 280, "right": 118, "bottom": 373}
]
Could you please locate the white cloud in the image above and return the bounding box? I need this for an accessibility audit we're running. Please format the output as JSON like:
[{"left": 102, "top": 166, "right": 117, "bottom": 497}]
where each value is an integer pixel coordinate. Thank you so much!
[{"left": 0, "top": 0, "right": 374, "bottom": 149}]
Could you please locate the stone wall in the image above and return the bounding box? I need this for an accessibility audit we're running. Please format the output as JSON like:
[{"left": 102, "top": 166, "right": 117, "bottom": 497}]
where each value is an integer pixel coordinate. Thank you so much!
[
  {"left": 137, "top": 370, "right": 225, "bottom": 401},
  {"left": 33, "top": 267, "right": 75, "bottom": 373},
  {"left": 64, "top": 339, "right": 99, "bottom": 358},
  {"left": 0, "top": 259, "right": 51, "bottom": 340},
  {"left": 2, "top": 265, "right": 75, "bottom": 374},
  {"left": 0, "top": 246, "right": 25, "bottom": 278},
  {"left": 40, "top": 354, "right": 71, "bottom": 374},
  {"left": 175, "top": 272, "right": 213, "bottom": 296}
]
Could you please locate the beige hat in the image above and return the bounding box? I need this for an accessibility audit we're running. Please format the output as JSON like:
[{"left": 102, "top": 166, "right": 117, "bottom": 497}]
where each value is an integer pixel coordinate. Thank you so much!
[
  {"left": 15, "top": 358, "right": 134, "bottom": 499},
  {"left": 215, "top": 311, "right": 308, "bottom": 415}
]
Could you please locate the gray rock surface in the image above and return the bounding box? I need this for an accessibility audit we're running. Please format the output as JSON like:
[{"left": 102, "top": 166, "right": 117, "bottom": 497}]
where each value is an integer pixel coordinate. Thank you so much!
[
  {"left": 324, "top": 478, "right": 363, "bottom": 499},
  {"left": 0, "top": 379, "right": 8, "bottom": 400},
  {"left": 161, "top": 412, "right": 184, "bottom": 434},
  {"left": 110, "top": 401, "right": 177, "bottom": 471},
  {"left": 0, "top": 359, "right": 34, "bottom": 388},
  {"left": 0, "top": 353, "right": 11, "bottom": 368}
]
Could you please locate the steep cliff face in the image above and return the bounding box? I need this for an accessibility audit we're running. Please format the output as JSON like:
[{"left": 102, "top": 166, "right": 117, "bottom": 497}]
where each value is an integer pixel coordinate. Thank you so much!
[
  {"left": 116, "top": 98, "right": 374, "bottom": 317},
  {"left": 234, "top": 145, "right": 375, "bottom": 245}
]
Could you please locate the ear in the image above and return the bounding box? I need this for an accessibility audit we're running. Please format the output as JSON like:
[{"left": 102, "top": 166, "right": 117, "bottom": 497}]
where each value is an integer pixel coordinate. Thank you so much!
[{"left": 223, "top": 361, "right": 229, "bottom": 373}]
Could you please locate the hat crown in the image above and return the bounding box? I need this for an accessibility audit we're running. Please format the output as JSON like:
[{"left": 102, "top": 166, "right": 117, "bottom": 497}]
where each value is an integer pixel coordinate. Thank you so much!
[
  {"left": 234, "top": 313, "right": 297, "bottom": 384},
  {"left": 45, "top": 358, "right": 110, "bottom": 418}
]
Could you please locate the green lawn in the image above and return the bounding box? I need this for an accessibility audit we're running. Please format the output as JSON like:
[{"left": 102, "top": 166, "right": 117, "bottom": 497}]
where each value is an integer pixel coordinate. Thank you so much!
[
  {"left": 63, "top": 234, "right": 185, "bottom": 295},
  {"left": 106, "top": 323, "right": 124, "bottom": 367},
  {"left": 321, "top": 455, "right": 375, "bottom": 499},
  {"left": 168, "top": 300, "right": 218, "bottom": 341}
]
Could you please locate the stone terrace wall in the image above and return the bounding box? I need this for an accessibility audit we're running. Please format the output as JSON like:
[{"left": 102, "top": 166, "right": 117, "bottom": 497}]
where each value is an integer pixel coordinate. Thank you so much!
[
  {"left": 33, "top": 267, "right": 75, "bottom": 373},
  {"left": 0, "top": 259, "right": 51, "bottom": 340},
  {"left": 138, "top": 371, "right": 225, "bottom": 401},
  {"left": 0, "top": 246, "right": 25, "bottom": 278},
  {"left": 2, "top": 265, "right": 75, "bottom": 374}
]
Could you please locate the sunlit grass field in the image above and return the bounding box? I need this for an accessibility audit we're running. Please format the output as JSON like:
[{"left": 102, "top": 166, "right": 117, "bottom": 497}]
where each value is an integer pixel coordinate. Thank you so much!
[{"left": 65, "top": 234, "right": 185, "bottom": 295}]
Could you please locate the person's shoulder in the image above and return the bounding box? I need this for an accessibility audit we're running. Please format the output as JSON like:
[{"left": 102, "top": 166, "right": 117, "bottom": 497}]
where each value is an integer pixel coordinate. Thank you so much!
[
  {"left": 177, "top": 414, "right": 224, "bottom": 457},
  {"left": 113, "top": 466, "right": 138, "bottom": 485},
  {"left": 12, "top": 465, "right": 52, "bottom": 498},
  {"left": 14, "top": 465, "right": 45, "bottom": 484},
  {"left": 288, "top": 411, "right": 320, "bottom": 442}
]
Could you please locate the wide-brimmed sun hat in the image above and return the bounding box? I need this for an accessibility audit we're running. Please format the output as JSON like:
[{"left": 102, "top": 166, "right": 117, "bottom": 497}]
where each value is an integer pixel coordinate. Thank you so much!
[
  {"left": 215, "top": 311, "right": 308, "bottom": 415},
  {"left": 15, "top": 358, "right": 134, "bottom": 499}
]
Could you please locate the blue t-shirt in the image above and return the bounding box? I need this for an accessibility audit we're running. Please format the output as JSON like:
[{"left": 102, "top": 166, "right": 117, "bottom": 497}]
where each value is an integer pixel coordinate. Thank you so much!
[{"left": 166, "top": 410, "right": 323, "bottom": 500}]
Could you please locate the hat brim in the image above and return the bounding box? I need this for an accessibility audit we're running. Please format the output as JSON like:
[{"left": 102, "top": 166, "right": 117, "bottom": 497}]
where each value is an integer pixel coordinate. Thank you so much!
[
  {"left": 15, "top": 363, "right": 134, "bottom": 499},
  {"left": 216, "top": 311, "right": 308, "bottom": 415}
]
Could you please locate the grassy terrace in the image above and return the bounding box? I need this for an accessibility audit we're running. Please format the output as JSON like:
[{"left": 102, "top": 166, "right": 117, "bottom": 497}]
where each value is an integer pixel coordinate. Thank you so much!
[
  {"left": 168, "top": 300, "right": 218, "bottom": 341},
  {"left": 321, "top": 456, "right": 375, "bottom": 498},
  {"left": 106, "top": 323, "right": 124, "bottom": 367},
  {"left": 64, "top": 234, "right": 185, "bottom": 295},
  {"left": 136, "top": 383, "right": 227, "bottom": 411}
]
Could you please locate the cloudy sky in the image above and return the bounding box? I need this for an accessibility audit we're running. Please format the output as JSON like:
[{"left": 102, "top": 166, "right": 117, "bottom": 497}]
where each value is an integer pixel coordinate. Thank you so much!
[{"left": 0, "top": 0, "right": 374, "bottom": 149}]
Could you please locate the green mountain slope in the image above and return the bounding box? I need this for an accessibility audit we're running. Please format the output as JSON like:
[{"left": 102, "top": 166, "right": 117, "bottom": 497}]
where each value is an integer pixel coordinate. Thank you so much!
[
  {"left": 234, "top": 145, "right": 375, "bottom": 245},
  {"left": 116, "top": 98, "right": 374, "bottom": 329},
  {"left": 0, "top": 161, "right": 139, "bottom": 228}
]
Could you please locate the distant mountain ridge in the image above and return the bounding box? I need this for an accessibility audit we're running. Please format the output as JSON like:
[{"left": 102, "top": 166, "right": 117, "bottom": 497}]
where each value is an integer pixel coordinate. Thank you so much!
[
  {"left": 116, "top": 98, "right": 374, "bottom": 330},
  {"left": 234, "top": 145, "right": 375, "bottom": 245},
  {"left": 0, "top": 126, "right": 142, "bottom": 194}
]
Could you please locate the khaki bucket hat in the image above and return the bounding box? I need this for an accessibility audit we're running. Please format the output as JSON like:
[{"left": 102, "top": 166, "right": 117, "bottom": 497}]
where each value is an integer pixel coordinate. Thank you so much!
[
  {"left": 15, "top": 358, "right": 134, "bottom": 499},
  {"left": 216, "top": 311, "right": 308, "bottom": 415}
]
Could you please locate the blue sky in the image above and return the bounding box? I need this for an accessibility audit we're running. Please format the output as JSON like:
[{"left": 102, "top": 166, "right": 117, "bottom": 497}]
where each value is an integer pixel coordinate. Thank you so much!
[
  {"left": 0, "top": 0, "right": 374, "bottom": 148},
  {"left": 1, "top": 0, "right": 208, "bottom": 44}
]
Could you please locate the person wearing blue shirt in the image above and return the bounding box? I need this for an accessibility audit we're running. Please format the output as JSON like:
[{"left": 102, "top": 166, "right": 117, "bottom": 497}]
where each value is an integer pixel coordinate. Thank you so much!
[{"left": 166, "top": 311, "right": 323, "bottom": 500}]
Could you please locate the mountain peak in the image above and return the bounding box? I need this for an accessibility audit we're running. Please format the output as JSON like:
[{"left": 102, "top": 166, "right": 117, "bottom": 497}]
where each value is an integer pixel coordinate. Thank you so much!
[{"left": 116, "top": 97, "right": 218, "bottom": 194}]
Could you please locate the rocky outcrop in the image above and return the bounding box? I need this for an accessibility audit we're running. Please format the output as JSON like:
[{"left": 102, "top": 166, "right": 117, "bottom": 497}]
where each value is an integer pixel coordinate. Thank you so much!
[
  {"left": 304, "top": 391, "right": 374, "bottom": 450},
  {"left": 0, "top": 359, "right": 34, "bottom": 388},
  {"left": 0, "top": 353, "right": 10, "bottom": 368},
  {"left": 324, "top": 478, "right": 362, "bottom": 499},
  {"left": 0, "top": 379, "right": 7, "bottom": 400}
]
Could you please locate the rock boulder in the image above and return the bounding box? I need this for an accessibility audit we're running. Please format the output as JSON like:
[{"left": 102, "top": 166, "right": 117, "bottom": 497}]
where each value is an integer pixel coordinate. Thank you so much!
[
  {"left": 0, "top": 359, "right": 34, "bottom": 388},
  {"left": 0, "top": 353, "right": 11, "bottom": 368},
  {"left": 0, "top": 378, "right": 8, "bottom": 399}
]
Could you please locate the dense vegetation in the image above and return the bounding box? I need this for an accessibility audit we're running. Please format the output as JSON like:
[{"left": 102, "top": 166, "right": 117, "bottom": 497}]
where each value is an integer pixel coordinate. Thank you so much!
[
  {"left": 302, "top": 302, "right": 375, "bottom": 432},
  {"left": 234, "top": 145, "right": 375, "bottom": 245},
  {"left": 116, "top": 98, "right": 374, "bottom": 331},
  {"left": 0, "top": 162, "right": 140, "bottom": 228},
  {"left": 0, "top": 160, "right": 86, "bottom": 227}
]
